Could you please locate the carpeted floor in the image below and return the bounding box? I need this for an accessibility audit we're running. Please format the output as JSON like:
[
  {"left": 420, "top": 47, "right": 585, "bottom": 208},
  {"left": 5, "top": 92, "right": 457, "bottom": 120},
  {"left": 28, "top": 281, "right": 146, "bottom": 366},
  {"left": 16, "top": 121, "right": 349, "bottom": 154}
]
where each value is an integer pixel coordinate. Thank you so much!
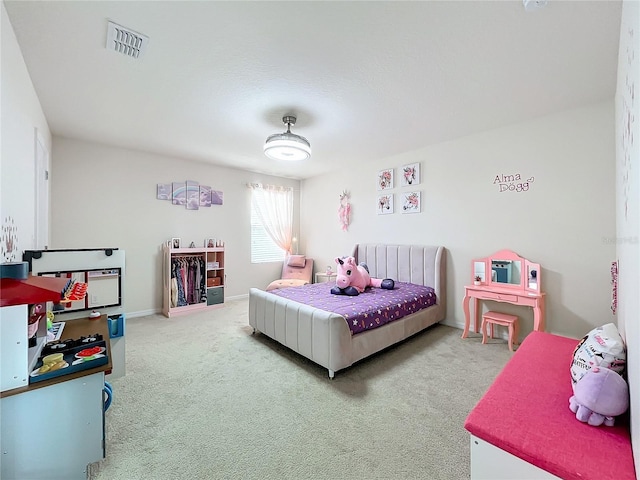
[{"left": 89, "top": 297, "right": 512, "bottom": 480}]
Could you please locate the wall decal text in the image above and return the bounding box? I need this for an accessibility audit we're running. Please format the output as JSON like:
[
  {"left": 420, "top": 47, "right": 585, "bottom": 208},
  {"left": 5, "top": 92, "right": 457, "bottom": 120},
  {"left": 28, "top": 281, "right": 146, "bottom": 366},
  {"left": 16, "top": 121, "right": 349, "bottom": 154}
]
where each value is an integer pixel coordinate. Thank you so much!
[{"left": 493, "top": 173, "right": 534, "bottom": 193}]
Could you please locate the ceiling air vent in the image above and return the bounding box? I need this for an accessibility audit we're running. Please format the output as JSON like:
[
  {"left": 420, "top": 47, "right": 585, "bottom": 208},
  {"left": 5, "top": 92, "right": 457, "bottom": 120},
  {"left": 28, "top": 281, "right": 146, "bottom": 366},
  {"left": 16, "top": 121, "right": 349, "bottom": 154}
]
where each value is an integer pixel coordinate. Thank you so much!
[{"left": 106, "top": 21, "right": 148, "bottom": 59}]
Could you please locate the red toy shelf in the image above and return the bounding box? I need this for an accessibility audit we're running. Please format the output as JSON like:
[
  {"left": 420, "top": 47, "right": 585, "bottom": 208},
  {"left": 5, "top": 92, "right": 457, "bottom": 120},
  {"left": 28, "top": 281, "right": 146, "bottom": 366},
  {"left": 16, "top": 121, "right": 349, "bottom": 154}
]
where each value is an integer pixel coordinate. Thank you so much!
[{"left": 0, "top": 275, "right": 70, "bottom": 307}]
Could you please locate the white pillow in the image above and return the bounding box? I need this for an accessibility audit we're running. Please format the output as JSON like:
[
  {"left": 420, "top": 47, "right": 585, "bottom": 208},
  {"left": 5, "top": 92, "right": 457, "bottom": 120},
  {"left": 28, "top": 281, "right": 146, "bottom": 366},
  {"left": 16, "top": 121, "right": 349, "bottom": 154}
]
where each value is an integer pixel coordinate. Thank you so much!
[{"left": 570, "top": 323, "right": 626, "bottom": 390}]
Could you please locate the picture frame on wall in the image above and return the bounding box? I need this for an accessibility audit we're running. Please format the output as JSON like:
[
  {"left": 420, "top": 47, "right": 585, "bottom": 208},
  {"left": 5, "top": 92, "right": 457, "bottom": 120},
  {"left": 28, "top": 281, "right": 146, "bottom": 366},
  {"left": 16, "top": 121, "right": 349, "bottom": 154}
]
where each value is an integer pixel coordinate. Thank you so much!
[
  {"left": 172, "top": 238, "right": 181, "bottom": 249},
  {"left": 400, "top": 163, "right": 420, "bottom": 187},
  {"left": 377, "top": 194, "right": 394, "bottom": 215},
  {"left": 205, "top": 238, "right": 216, "bottom": 248},
  {"left": 199, "top": 186, "right": 212, "bottom": 207},
  {"left": 172, "top": 182, "right": 186, "bottom": 205},
  {"left": 377, "top": 168, "right": 394, "bottom": 190},
  {"left": 157, "top": 183, "right": 171, "bottom": 200},
  {"left": 186, "top": 180, "right": 199, "bottom": 210},
  {"left": 401, "top": 191, "right": 421, "bottom": 214},
  {"left": 210, "top": 190, "right": 224, "bottom": 205}
]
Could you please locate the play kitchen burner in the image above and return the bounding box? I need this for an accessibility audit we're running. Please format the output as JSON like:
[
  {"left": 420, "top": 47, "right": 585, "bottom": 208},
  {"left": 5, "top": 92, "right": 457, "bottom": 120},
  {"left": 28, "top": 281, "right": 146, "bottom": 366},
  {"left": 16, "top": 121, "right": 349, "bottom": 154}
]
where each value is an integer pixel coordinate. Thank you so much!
[
  {"left": 31, "top": 333, "right": 108, "bottom": 383},
  {"left": 41, "top": 333, "right": 104, "bottom": 356}
]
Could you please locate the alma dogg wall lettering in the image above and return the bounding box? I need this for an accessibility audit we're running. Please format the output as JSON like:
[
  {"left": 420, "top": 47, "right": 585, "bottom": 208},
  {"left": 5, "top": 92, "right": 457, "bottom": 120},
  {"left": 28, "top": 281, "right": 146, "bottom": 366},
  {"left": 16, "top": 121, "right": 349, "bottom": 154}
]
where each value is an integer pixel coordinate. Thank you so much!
[{"left": 493, "top": 173, "right": 534, "bottom": 193}]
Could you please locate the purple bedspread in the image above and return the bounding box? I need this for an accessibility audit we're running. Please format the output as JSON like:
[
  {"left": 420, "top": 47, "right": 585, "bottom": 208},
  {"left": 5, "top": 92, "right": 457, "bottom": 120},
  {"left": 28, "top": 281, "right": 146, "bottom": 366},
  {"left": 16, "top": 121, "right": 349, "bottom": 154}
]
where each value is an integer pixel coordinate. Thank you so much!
[{"left": 269, "top": 281, "right": 437, "bottom": 335}]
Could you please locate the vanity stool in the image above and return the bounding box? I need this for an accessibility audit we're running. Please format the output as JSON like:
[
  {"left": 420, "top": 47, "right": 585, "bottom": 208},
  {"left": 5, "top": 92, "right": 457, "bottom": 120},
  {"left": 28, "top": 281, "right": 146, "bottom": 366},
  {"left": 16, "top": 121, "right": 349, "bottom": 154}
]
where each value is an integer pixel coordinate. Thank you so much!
[{"left": 482, "top": 311, "right": 519, "bottom": 351}]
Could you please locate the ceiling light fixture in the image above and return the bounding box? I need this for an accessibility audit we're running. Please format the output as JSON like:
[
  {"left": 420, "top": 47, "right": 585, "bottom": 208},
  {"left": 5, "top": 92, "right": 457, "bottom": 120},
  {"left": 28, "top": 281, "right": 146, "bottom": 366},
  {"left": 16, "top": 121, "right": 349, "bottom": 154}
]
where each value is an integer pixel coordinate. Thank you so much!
[
  {"left": 523, "top": 0, "right": 548, "bottom": 11},
  {"left": 264, "top": 115, "right": 311, "bottom": 161}
]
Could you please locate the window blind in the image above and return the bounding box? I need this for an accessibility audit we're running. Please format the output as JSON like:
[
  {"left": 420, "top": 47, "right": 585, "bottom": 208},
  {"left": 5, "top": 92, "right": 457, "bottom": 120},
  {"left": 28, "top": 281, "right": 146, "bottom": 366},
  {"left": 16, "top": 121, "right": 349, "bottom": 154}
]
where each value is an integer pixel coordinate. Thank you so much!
[{"left": 250, "top": 196, "right": 286, "bottom": 263}]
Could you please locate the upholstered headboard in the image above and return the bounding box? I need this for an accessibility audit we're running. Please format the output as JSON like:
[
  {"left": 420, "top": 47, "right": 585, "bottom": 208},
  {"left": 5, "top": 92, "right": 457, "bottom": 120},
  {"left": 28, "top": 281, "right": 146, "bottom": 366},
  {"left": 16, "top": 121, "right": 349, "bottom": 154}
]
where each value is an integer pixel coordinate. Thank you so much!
[{"left": 352, "top": 244, "right": 446, "bottom": 311}]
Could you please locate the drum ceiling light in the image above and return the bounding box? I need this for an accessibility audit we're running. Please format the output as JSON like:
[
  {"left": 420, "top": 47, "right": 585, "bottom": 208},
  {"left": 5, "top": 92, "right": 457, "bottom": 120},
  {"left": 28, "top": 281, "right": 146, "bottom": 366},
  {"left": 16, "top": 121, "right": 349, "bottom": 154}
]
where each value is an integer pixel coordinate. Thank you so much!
[{"left": 264, "top": 115, "right": 311, "bottom": 161}]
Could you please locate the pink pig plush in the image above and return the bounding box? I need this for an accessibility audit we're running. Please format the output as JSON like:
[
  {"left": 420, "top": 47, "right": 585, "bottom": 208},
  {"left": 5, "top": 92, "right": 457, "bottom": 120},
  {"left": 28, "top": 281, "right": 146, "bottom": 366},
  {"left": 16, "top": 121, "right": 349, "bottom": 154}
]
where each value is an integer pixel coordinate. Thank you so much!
[{"left": 330, "top": 256, "right": 395, "bottom": 296}]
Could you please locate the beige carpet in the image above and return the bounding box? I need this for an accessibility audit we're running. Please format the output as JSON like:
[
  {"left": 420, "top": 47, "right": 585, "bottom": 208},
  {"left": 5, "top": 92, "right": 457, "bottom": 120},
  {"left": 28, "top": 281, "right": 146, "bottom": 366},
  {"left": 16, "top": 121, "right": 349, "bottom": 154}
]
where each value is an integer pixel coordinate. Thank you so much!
[{"left": 89, "top": 297, "right": 512, "bottom": 480}]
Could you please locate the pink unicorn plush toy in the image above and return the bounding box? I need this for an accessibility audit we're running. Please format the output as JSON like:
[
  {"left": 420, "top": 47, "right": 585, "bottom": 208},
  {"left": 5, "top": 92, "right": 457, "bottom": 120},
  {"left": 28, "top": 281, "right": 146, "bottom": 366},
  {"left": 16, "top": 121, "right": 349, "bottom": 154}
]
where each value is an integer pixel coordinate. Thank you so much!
[{"left": 330, "top": 256, "right": 395, "bottom": 296}]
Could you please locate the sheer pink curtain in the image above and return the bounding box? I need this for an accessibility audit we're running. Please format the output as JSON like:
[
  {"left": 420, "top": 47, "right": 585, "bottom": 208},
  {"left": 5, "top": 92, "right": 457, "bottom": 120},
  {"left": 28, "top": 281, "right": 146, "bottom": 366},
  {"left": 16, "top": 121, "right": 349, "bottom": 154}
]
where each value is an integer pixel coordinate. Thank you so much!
[{"left": 249, "top": 183, "right": 293, "bottom": 254}]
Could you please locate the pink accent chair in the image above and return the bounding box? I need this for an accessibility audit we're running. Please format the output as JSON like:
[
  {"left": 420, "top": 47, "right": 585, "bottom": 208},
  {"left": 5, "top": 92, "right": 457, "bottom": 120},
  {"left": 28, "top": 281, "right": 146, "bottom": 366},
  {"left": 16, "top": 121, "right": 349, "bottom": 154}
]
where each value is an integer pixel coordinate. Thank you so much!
[{"left": 266, "top": 255, "right": 314, "bottom": 291}]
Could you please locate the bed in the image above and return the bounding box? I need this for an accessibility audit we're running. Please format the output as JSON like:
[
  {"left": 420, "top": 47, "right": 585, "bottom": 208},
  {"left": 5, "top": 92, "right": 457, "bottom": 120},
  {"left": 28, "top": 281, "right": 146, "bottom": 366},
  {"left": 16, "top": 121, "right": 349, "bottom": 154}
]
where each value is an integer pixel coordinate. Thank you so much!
[{"left": 248, "top": 244, "right": 447, "bottom": 377}]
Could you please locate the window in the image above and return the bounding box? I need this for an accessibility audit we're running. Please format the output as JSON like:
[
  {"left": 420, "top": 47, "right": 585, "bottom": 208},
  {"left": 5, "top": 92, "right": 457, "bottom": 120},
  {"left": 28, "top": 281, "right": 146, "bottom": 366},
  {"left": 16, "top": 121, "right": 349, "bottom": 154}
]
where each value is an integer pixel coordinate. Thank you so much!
[
  {"left": 250, "top": 203, "right": 285, "bottom": 263},
  {"left": 249, "top": 184, "right": 293, "bottom": 263}
]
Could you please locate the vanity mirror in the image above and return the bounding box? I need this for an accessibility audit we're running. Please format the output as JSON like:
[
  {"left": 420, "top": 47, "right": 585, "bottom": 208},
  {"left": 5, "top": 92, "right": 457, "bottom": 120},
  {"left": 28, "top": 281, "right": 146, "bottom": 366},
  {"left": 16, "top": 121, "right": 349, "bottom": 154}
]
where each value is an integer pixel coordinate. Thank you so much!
[
  {"left": 470, "top": 249, "right": 541, "bottom": 293},
  {"left": 491, "top": 259, "right": 522, "bottom": 285},
  {"left": 473, "top": 261, "right": 486, "bottom": 283},
  {"left": 525, "top": 260, "right": 541, "bottom": 292}
]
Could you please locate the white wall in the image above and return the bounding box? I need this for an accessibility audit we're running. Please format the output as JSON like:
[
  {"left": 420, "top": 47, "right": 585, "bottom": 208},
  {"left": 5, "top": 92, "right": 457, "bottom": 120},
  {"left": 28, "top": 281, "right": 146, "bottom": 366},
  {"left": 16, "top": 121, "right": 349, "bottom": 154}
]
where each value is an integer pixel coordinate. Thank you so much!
[
  {"left": 1, "top": 0, "right": 617, "bottom": 338},
  {"left": 0, "top": 2, "right": 51, "bottom": 258},
  {"left": 302, "top": 102, "right": 616, "bottom": 339},
  {"left": 615, "top": 0, "right": 640, "bottom": 469},
  {"left": 51, "top": 137, "right": 300, "bottom": 316}
]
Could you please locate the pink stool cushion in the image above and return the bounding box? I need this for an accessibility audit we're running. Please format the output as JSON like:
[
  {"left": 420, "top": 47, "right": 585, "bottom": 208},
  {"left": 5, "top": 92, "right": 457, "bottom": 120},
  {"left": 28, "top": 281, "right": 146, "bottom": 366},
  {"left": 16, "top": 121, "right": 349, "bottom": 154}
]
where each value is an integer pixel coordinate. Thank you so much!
[
  {"left": 465, "top": 331, "right": 634, "bottom": 480},
  {"left": 483, "top": 311, "right": 518, "bottom": 324}
]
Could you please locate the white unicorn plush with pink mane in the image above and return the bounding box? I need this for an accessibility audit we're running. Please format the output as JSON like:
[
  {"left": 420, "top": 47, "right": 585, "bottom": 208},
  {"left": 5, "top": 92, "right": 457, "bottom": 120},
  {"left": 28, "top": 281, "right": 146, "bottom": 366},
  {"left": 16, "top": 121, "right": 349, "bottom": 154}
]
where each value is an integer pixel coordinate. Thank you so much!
[{"left": 330, "top": 256, "right": 395, "bottom": 296}]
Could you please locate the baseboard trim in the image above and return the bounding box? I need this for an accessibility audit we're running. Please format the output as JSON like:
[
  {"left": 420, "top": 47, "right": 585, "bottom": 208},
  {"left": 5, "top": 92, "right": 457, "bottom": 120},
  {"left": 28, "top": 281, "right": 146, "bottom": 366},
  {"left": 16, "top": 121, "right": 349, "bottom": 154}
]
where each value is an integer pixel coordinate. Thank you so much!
[
  {"left": 226, "top": 293, "right": 249, "bottom": 301},
  {"left": 126, "top": 296, "right": 248, "bottom": 319},
  {"left": 441, "top": 318, "right": 466, "bottom": 331},
  {"left": 125, "top": 309, "right": 160, "bottom": 318}
]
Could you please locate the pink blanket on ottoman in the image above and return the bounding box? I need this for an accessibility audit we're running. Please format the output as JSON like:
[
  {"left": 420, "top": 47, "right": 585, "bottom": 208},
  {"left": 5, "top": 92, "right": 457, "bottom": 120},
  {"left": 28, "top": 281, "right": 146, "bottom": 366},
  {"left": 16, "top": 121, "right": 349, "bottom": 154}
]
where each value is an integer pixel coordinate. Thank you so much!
[{"left": 464, "top": 331, "right": 634, "bottom": 480}]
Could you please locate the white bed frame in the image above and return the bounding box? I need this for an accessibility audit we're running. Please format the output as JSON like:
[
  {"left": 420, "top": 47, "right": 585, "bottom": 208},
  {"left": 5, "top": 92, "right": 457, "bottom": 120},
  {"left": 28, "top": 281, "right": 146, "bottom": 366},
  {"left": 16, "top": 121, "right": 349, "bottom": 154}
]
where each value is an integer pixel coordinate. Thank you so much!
[{"left": 248, "top": 244, "right": 446, "bottom": 378}]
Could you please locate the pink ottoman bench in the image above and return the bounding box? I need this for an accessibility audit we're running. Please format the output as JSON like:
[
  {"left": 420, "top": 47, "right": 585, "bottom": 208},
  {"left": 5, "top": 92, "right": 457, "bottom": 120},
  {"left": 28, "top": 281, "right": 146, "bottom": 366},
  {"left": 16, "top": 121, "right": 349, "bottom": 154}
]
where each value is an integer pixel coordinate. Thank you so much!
[{"left": 464, "top": 331, "right": 635, "bottom": 480}]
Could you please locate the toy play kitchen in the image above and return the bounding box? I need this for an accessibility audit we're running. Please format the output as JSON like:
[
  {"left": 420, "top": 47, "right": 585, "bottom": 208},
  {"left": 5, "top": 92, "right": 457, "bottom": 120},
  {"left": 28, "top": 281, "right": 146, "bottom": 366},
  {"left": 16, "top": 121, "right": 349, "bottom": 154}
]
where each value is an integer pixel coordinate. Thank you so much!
[{"left": 1, "top": 263, "right": 113, "bottom": 480}]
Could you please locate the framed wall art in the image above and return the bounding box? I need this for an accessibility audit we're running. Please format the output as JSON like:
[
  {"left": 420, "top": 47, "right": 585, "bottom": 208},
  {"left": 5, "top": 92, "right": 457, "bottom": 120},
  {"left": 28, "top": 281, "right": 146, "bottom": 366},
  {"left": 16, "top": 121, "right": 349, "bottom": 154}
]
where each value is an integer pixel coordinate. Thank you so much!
[
  {"left": 377, "top": 194, "right": 394, "bottom": 215},
  {"left": 157, "top": 183, "right": 171, "bottom": 200},
  {"left": 199, "top": 186, "right": 212, "bottom": 207},
  {"left": 210, "top": 190, "right": 224, "bottom": 205},
  {"left": 171, "top": 238, "right": 181, "bottom": 249},
  {"left": 186, "top": 180, "right": 199, "bottom": 210},
  {"left": 401, "top": 191, "right": 421, "bottom": 214},
  {"left": 160, "top": 180, "right": 223, "bottom": 209},
  {"left": 172, "top": 182, "right": 186, "bottom": 206},
  {"left": 400, "top": 163, "right": 420, "bottom": 187},
  {"left": 377, "top": 168, "right": 394, "bottom": 190}
]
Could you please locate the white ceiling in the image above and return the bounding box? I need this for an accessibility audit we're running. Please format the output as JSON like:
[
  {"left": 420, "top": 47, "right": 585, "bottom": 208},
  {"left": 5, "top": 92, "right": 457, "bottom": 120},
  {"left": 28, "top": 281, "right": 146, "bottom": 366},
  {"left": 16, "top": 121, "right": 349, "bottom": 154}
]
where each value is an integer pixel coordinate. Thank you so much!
[{"left": 4, "top": 0, "right": 622, "bottom": 180}]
